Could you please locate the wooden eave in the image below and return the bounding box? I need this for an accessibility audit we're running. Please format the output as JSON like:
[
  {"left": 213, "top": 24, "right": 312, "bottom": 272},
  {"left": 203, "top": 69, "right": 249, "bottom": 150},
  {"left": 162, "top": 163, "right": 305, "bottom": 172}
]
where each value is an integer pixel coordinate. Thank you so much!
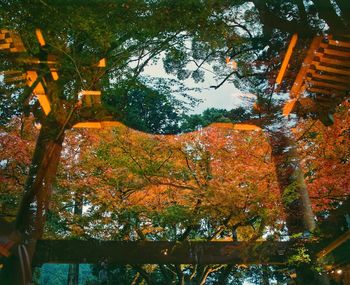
[{"left": 282, "top": 35, "right": 350, "bottom": 117}]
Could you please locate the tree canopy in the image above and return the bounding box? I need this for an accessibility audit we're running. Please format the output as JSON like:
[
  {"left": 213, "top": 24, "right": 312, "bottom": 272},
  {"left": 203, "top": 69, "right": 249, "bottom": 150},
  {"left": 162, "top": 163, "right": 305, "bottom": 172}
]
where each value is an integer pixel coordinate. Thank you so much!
[{"left": 1, "top": 1, "right": 350, "bottom": 284}]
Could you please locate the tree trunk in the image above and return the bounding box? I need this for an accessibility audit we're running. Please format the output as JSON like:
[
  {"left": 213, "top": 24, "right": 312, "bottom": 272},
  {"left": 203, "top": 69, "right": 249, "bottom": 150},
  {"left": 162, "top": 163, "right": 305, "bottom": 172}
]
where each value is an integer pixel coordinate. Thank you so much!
[
  {"left": 0, "top": 117, "right": 65, "bottom": 285},
  {"left": 269, "top": 129, "right": 330, "bottom": 285},
  {"left": 67, "top": 193, "right": 83, "bottom": 285},
  {"left": 269, "top": 130, "right": 315, "bottom": 234},
  {"left": 261, "top": 266, "right": 269, "bottom": 285},
  {"left": 67, "top": 264, "right": 80, "bottom": 285}
]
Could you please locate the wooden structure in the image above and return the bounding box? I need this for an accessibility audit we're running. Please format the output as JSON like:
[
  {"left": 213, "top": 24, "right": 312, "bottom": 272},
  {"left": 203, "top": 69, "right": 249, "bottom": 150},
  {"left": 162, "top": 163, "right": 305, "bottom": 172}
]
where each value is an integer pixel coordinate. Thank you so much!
[
  {"left": 33, "top": 240, "right": 288, "bottom": 265},
  {"left": 30, "top": 198, "right": 350, "bottom": 266},
  {"left": 26, "top": 70, "right": 51, "bottom": 115},
  {"left": 1, "top": 29, "right": 349, "bottom": 284},
  {"left": 281, "top": 35, "right": 350, "bottom": 119},
  {"left": 0, "top": 28, "right": 110, "bottom": 126},
  {"left": 0, "top": 29, "right": 26, "bottom": 53}
]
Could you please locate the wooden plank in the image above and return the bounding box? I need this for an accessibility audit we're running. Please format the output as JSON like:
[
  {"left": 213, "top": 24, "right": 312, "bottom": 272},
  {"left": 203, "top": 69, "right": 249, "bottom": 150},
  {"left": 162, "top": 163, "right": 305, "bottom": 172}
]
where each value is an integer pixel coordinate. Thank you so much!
[
  {"left": 283, "top": 99, "right": 297, "bottom": 116},
  {"left": 317, "top": 230, "right": 350, "bottom": 260},
  {"left": 314, "top": 53, "right": 350, "bottom": 67},
  {"left": 1, "top": 70, "right": 22, "bottom": 75},
  {"left": 92, "top": 95, "right": 101, "bottom": 105},
  {"left": 290, "top": 36, "right": 323, "bottom": 98},
  {"left": 32, "top": 240, "right": 289, "bottom": 265},
  {"left": 308, "top": 87, "right": 346, "bottom": 96},
  {"left": 0, "top": 33, "right": 6, "bottom": 40},
  {"left": 81, "top": 90, "right": 101, "bottom": 96},
  {"left": 328, "top": 39, "right": 350, "bottom": 49},
  {"left": 33, "top": 82, "right": 46, "bottom": 95},
  {"left": 276, "top": 34, "right": 298, "bottom": 85},
  {"left": 84, "top": 95, "right": 92, "bottom": 107},
  {"left": 73, "top": 122, "right": 102, "bottom": 128},
  {"left": 208, "top": 123, "right": 262, "bottom": 131},
  {"left": 323, "top": 48, "right": 350, "bottom": 58},
  {"left": 308, "top": 70, "right": 350, "bottom": 84},
  {"left": 307, "top": 79, "right": 349, "bottom": 91},
  {"left": 313, "top": 62, "right": 350, "bottom": 76},
  {"left": 4, "top": 75, "right": 26, "bottom": 83},
  {"left": 35, "top": 28, "right": 46, "bottom": 46},
  {"left": 0, "top": 43, "right": 11, "bottom": 49},
  {"left": 26, "top": 70, "right": 38, "bottom": 86},
  {"left": 96, "top": 58, "right": 106, "bottom": 67},
  {"left": 101, "top": 121, "right": 123, "bottom": 128},
  {"left": 36, "top": 94, "right": 51, "bottom": 115},
  {"left": 10, "top": 33, "right": 26, "bottom": 52},
  {"left": 50, "top": 70, "right": 59, "bottom": 81}
]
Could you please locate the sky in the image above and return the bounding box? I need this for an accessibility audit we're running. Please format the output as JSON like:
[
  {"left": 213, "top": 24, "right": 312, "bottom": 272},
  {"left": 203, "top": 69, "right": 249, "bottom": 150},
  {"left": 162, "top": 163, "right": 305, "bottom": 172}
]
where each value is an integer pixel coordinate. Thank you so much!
[{"left": 142, "top": 58, "right": 245, "bottom": 114}]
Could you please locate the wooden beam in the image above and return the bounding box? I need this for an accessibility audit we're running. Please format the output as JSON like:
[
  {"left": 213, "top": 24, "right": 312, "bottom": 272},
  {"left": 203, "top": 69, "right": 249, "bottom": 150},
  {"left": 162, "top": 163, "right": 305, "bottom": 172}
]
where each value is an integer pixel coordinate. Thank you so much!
[
  {"left": 306, "top": 79, "right": 349, "bottom": 91},
  {"left": 0, "top": 43, "right": 11, "bottom": 49},
  {"left": 276, "top": 34, "right": 298, "bottom": 85},
  {"left": 32, "top": 240, "right": 289, "bottom": 265},
  {"left": 50, "top": 70, "right": 59, "bottom": 81},
  {"left": 290, "top": 36, "right": 323, "bottom": 98},
  {"left": 81, "top": 90, "right": 101, "bottom": 96},
  {"left": 313, "top": 62, "right": 350, "bottom": 76},
  {"left": 100, "top": 121, "right": 123, "bottom": 128},
  {"left": 73, "top": 122, "right": 102, "bottom": 128},
  {"left": 36, "top": 94, "right": 51, "bottom": 115},
  {"left": 9, "top": 32, "right": 26, "bottom": 52},
  {"left": 4, "top": 74, "right": 26, "bottom": 83},
  {"left": 317, "top": 230, "right": 350, "bottom": 260},
  {"left": 308, "top": 70, "right": 350, "bottom": 84},
  {"left": 96, "top": 58, "right": 106, "bottom": 67},
  {"left": 282, "top": 99, "right": 297, "bottom": 116},
  {"left": 308, "top": 87, "right": 346, "bottom": 96},
  {"left": 322, "top": 48, "right": 350, "bottom": 58},
  {"left": 35, "top": 29, "right": 46, "bottom": 46},
  {"left": 328, "top": 39, "right": 350, "bottom": 48},
  {"left": 314, "top": 53, "right": 350, "bottom": 67},
  {"left": 208, "top": 123, "right": 262, "bottom": 131}
]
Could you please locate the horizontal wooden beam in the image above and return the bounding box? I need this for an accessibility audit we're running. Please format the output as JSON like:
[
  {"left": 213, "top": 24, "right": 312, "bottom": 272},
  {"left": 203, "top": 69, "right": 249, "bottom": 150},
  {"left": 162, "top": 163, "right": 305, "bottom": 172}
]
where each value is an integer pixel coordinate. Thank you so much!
[
  {"left": 328, "top": 39, "right": 350, "bottom": 48},
  {"left": 312, "top": 63, "right": 350, "bottom": 76},
  {"left": 317, "top": 230, "right": 350, "bottom": 260},
  {"left": 32, "top": 240, "right": 289, "bottom": 265},
  {"left": 308, "top": 87, "right": 346, "bottom": 96},
  {"left": 308, "top": 70, "right": 350, "bottom": 84},
  {"left": 314, "top": 53, "right": 350, "bottom": 67},
  {"left": 322, "top": 48, "right": 350, "bottom": 58},
  {"left": 306, "top": 79, "right": 349, "bottom": 90}
]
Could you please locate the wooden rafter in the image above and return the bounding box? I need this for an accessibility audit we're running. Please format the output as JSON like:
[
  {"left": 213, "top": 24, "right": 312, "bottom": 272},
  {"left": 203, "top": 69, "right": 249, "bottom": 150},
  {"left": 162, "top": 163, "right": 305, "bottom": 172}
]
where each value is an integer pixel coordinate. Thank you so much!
[
  {"left": 276, "top": 33, "right": 298, "bottom": 85},
  {"left": 283, "top": 35, "right": 350, "bottom": 117},
  {"left": 0, "top": 29, "right": 26, "bottom": 52}
]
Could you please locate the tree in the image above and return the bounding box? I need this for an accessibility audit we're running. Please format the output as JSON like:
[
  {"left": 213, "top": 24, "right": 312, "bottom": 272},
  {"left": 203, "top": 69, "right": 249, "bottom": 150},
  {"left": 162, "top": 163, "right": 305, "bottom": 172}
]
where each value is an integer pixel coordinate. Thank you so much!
[
  {"left": 0, "top": 1, "right": 234, "bottom": 283},
  {"left": 1, "top": 1, "right": 350, "bottom": 284}
]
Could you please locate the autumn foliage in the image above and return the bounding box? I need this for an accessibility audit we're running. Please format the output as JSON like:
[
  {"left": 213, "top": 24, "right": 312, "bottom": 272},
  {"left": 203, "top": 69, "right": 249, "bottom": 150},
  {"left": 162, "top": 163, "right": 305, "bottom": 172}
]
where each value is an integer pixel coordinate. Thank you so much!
[{"left": 1, "top": 107, "right": 349, "bottom": 241}]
